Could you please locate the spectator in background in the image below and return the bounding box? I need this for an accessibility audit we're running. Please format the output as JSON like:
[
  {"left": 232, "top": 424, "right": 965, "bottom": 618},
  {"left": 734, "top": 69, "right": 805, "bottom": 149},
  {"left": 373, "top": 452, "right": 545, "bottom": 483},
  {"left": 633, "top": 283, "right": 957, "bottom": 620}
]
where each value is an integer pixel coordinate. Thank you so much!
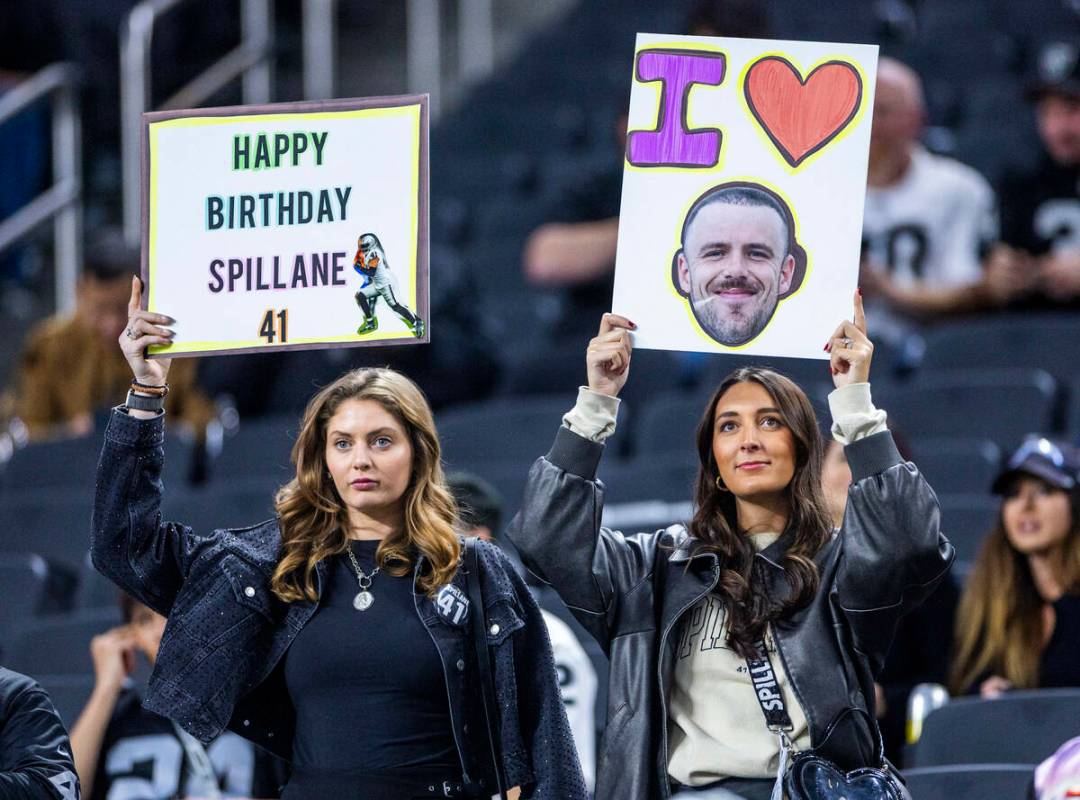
[
  {"left": 70, "top": 593, "right": 282, "bottom": 799},
  {"left": 0, "top": 666, "right": 80, "bottom": 799},
  {"left": 446, "top": 472, "right": 503, "bottom": 542},
  {"left": 998, "top": 42, "right": 1080, "bottom": 307},
  {"left": 3, "top": 231, "right": 212, "bottom": 440},
  {"left": 446, "top": 471, "right": 601, "bottom": 794},
  {"left": 522, "top": 0, "right": 771, "bottom": 343},
  {"left": 821, "top": 431, "right": 958, "bottom": 766},
  {"left": 860, "top": 58, "right": 1012, "bottom": 329},
  {"left": 950, "top": 437, "right": 1080, "bottom": 698}
]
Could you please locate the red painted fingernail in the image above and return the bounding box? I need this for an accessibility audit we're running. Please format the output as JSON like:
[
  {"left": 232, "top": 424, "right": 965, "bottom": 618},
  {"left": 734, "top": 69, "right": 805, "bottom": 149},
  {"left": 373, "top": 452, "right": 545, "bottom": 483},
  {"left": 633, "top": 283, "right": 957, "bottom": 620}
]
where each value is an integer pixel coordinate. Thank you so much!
[
  {"left": 825, "top": 343, "right": 832, "bottom": 352},
  {"left": 858, "top": 287, "right": 863, "bottom": 296}
]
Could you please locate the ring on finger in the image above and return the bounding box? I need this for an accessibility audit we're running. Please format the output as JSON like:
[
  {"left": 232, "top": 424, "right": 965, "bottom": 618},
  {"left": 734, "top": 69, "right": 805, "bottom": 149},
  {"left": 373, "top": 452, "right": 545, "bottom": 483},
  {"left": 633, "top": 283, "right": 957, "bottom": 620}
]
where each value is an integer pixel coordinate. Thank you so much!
[
  {"left": 125, "top": 326, "right": 138, "bottom": 340},
  {"left": 841, "top": 337, "right": 853, "bottom": 349}
]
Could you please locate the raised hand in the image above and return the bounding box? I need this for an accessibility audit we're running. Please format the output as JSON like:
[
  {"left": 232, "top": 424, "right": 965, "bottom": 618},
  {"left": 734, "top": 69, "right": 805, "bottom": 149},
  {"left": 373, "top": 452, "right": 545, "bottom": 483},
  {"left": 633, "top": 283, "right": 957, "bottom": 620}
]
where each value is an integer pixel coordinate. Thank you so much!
[
  {"left": 827, "top": 290, "right": 873, "bottom": 389},
  {"left": 119, "top": 276, "right": 176, "bottom": 387},
  {"left": 586, "top": 313, "right": 636, "bottom": 398},
  {"left": 89, "top": 626, "right": 137, "bottom": 693}
]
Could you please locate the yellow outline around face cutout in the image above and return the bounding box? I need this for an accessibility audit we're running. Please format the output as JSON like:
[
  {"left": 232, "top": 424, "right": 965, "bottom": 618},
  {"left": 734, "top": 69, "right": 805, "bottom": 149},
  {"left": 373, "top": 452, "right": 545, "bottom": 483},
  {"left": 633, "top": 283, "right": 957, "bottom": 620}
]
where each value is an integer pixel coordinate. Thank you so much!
[{"left": 667, "top": 175, "right": 814, "bottom": 352}]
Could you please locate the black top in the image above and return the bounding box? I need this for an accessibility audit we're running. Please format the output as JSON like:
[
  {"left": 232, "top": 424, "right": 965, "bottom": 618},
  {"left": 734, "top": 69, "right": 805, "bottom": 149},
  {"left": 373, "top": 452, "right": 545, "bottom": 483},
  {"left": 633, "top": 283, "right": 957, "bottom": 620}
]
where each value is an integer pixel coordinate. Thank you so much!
[
  {"left": 282, "top": 539, "right": 459, "bottom": 795},
  {"left": 1041, "top": 593, "right": 1080, "bottom": 688},
  {"left": 1000, "top": 156, "right": 1080, "bottom": 256},
  {"left": 90, "top": 688, "right": 283, "bottom": 800}
]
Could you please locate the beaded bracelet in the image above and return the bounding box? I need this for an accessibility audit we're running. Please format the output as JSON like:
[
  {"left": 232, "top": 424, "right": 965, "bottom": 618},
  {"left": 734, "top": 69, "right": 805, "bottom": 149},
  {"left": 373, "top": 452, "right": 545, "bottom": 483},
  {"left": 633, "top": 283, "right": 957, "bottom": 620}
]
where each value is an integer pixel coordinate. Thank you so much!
[{"left": 131, "top": 379, "right": 169, "bottom": 397}]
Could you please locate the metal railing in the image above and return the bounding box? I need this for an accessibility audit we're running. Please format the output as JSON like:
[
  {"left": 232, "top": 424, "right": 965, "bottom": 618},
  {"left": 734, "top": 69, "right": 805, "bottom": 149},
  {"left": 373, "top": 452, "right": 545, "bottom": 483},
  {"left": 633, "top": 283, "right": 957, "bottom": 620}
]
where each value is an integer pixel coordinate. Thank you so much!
[
  {"left": 302, "top": 0, "right": 497, "bottom": 117},
  {"left": 120, "top": 0, "right": 274, "bottom": 245},
  {"left": 0, "top": 63, "right": 82, "bottom": 314}
]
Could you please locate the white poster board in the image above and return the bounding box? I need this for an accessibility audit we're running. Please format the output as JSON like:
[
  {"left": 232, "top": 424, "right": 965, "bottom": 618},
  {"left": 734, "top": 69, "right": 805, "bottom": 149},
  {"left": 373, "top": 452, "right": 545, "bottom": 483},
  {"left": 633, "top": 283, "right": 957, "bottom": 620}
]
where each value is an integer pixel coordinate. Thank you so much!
[
  {"left": 141, "top": 95, "right": 429, "bottom": 358},
  {"left": 613, "top": 35, "right": 878, "bottom": 358}
]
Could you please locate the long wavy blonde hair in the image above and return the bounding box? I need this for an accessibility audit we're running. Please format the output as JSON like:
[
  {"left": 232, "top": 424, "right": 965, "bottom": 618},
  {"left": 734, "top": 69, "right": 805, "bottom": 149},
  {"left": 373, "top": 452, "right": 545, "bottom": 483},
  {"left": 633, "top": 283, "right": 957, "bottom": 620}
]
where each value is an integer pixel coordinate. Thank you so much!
[
  {"left": 949, "top": 481, "right": 1080, "bottom": 694},
  {"left": 270, "top": 368, "right": 460, "bottom": 603}
]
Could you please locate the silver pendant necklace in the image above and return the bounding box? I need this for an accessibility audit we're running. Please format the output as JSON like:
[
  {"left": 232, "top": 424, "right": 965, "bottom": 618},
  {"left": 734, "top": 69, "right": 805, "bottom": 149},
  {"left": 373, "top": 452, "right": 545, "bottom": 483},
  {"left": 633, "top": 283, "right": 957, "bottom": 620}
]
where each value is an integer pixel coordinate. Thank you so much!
[{"left": 345, "top": 544, "right": 381, "bottom": 611}]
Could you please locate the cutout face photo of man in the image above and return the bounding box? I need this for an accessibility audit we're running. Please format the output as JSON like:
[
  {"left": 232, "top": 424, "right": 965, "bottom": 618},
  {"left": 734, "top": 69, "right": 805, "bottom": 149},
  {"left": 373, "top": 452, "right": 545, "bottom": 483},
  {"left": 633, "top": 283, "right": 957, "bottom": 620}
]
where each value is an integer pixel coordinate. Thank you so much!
[{"left": 672, "top": 182, "right": 805, "bottom": 346}]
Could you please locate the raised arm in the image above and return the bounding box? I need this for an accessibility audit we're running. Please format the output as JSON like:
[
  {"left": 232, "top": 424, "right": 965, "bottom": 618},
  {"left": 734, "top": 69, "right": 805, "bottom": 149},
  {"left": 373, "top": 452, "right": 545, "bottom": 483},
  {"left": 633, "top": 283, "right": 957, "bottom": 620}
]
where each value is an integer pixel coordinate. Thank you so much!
[
  {"left": 826, "top": 292, "right": 954, "bottom": 674},
  {"left": 89, "top": 277, "right": 208, "bottom": 616},
  {"left": 508, "top": 314, "right": 662, "bottom": 649}
]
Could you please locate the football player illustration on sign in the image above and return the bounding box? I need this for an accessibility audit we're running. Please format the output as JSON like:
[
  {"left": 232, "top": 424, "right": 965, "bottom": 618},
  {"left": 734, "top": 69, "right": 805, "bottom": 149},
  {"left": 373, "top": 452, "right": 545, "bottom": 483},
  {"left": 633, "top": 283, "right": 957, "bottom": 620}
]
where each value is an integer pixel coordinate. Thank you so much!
[{"left": 352, "top": 233, "right": 425, "bottom": 337}]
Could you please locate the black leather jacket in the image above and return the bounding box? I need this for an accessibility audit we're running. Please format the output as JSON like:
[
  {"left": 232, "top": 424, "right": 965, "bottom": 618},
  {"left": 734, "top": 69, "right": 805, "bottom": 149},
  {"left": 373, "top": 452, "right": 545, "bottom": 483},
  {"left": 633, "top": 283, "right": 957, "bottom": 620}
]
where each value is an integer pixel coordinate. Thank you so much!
[
  {"left": 0, "top": 668, "right": 80, "bottom": 799},
  {"left": 90, "top": 408, "right": 588, "bottom": 799},
  {"left": 508, "top": 426, "right": 953, "bottom": 800}
]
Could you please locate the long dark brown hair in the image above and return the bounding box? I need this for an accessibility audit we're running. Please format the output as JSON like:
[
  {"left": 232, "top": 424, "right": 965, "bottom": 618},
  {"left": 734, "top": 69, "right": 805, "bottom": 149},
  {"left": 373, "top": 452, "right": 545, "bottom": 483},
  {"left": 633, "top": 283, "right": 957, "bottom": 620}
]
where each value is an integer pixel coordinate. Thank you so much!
[
  {"left": 690, "top": 367, "right": 834, "bottom": 658},
  {"left": 270, "top": 368, "right": 460, "bottom": 604},
  {"left": 949, "top": 480, "right": 1080, "bottom": 694}
]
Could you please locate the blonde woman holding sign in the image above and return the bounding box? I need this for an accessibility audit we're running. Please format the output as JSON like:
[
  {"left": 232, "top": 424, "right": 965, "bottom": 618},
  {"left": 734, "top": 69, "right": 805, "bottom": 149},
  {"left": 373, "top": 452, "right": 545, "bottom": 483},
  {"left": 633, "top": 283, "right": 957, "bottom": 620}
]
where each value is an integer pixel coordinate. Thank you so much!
[
  {"left": 90, "top": 277, "right": 587, "bottom": 800},
  {"left": 508, "top": 294, "right": 952, "bottom": 800}
]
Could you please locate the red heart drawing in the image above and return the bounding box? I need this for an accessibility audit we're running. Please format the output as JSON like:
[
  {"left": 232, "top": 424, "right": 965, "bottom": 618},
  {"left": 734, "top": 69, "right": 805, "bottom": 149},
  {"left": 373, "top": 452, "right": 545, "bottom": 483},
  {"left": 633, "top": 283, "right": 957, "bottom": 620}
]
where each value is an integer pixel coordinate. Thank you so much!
[{"left": 744, "top": 57, "right": 863, "bottom": 168}]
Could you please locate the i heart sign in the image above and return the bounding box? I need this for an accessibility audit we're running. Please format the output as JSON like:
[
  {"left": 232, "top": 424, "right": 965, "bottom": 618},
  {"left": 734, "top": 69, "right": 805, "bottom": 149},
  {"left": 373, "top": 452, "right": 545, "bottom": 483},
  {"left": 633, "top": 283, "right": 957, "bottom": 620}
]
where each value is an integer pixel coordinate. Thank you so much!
[{"left": 744, "top": 56, "right": 863, "bottom": 168}]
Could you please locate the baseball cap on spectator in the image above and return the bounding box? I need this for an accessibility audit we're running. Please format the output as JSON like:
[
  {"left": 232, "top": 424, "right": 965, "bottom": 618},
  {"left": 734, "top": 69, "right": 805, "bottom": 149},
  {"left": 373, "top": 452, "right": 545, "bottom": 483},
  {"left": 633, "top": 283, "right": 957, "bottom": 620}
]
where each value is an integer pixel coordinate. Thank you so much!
[
  {"left": 1026, "top": 41, "right": 1080, "bottom": 101},
  {"left": 992, "top": 435, "right": 1080, "bottom": 494}
]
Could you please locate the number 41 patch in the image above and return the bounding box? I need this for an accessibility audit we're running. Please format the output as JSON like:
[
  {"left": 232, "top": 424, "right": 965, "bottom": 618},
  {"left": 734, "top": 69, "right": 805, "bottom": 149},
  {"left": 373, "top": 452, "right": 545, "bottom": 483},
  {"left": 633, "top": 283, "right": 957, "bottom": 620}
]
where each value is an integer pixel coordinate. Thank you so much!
[{"left": 435, "top": 584, "right": 469, "bottom": 627}]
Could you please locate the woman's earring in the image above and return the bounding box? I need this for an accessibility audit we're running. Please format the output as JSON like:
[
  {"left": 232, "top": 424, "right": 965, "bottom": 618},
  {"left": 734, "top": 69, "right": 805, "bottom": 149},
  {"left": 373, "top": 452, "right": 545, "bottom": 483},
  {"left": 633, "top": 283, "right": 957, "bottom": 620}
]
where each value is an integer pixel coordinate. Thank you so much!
[{"left": 714, "top": 475, "right": 730, "bottom": 492}]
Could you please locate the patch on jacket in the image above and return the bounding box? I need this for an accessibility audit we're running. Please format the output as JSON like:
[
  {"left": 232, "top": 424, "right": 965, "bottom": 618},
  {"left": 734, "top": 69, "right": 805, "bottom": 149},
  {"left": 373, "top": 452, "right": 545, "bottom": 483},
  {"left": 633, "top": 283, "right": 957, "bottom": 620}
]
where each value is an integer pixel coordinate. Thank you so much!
[{"left": 435, "top": 583, "right": 469, "bottom": 627}]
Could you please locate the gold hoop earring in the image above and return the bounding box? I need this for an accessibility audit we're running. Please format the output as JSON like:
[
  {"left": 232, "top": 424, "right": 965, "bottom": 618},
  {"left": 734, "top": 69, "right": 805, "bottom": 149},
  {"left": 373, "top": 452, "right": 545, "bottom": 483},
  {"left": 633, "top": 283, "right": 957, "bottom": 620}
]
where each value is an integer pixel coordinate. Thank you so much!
[{"left": 714, "top": 475, "right": 730, "bottom": 492}]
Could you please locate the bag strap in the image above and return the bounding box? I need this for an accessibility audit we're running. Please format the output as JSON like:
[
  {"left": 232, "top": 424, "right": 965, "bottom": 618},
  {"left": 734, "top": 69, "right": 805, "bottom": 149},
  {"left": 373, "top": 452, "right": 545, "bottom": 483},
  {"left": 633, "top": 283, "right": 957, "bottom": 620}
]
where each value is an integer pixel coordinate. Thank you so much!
[
  {"left": 745, "top": 634, "right": 889, "bottom": 767},
  {"left": 744, "top": 636, "right": 795, "bottom": 736},
  {"left": 464, "top": 538, "right": 509, "bottom": 800}
]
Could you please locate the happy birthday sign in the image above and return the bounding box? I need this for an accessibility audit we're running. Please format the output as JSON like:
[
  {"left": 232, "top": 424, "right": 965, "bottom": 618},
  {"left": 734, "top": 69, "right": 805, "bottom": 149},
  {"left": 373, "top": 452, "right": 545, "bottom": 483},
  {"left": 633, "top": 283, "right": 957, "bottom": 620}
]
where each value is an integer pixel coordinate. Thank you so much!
[
  {"left": 140, "top": 95, "right": 429, "bottom": 358},
  {"left": 613, "top": 35, "right": 878, "bottom": 359}
]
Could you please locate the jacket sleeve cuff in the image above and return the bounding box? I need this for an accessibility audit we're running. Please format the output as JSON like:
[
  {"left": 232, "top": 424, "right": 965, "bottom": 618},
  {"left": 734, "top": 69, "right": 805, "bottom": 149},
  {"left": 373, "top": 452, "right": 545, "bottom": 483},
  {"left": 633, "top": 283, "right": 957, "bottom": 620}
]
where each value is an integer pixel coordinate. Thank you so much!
[
  {"left": 546, "top": 425, "right": 605, "bottom": 481},
  {"left": 562, "top": 386, "right": 621, "bottom": 442},
  {"left": 845, "top": 429, "right": 904, "bottom": 482},
  {"left": 828, "top": 382, "right": 888, "bottom": 445},
  {"left": 105, "top": 405, "right": 165, "bottom": 448}
]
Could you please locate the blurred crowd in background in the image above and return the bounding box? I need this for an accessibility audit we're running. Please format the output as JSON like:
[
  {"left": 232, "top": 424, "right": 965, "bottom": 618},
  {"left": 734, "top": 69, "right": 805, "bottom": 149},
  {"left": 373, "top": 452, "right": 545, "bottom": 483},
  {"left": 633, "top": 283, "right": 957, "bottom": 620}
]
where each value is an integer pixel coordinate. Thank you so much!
[{"left": 1, "top": 0, "right": 1079, "bottom": 798}]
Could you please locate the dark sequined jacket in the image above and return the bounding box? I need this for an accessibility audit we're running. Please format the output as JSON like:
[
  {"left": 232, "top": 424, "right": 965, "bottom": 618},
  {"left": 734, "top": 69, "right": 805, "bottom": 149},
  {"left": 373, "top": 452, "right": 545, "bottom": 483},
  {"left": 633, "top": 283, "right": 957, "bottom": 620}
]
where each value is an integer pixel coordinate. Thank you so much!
[{"left": 90, "top": 408, "right": 587, "bottom": 800}]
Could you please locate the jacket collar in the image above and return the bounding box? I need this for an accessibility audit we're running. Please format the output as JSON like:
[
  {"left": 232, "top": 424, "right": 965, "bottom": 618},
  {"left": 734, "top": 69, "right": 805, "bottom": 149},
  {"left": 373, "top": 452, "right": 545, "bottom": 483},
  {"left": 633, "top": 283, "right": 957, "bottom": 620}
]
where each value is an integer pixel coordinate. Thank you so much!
[{"left": 667, "top": 522, "right": 796, "bottom": 569}]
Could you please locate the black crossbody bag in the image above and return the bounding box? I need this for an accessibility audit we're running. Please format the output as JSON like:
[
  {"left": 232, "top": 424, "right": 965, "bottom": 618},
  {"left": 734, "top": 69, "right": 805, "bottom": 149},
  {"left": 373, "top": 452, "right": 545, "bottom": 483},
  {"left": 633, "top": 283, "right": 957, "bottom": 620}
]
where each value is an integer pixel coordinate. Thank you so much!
[
  {"left": 464, "top": 538, "right": 510, "bottom": 800},
  {"left": 745, "top": 637, "right": 910, "bottom": 800}
]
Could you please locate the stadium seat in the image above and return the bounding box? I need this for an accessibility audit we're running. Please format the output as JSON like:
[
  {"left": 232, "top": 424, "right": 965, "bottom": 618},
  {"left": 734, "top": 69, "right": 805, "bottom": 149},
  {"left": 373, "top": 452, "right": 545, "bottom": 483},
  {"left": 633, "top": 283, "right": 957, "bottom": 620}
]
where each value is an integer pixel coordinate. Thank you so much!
[
  {"left": 599, "top": 454, "right": 698, "bottom": 505},
  {"left": 1068, "top": 376, "right": 1080, "bottom": 442},
  {"left": 34, "top": 674, "right": 97, "bottom": 729},
  {"left": 208, "top": 414, "right": 298, "bottom": 484},
  {"left": 634, "top": 391, "right": 709, "bottom": 461},
  {"left": 499, "top": 342, "right": 591, "bottom": 399},
  {"left": 917, "top": 314, "right": 1080, "bottom": 389},
  {"left": 0, "top": 554, "right": 50, "bottom": 654},
  {"left": 76, "top": 551, "right": 123, "bottom": 610},
  {"left": 910, "top": 689, "right": 1080, "bottom": 767},
  {"left": 162, "top": 479, "right": 278, "bottom": 535},
  {"left": 902, "top": 764, "right": 1034, "bottom": 800},
  {"left": 438, "top": 395, "right": 590, "bottom": 466},
  {"left": 883, "top": 369, "right": 1057, "bottom": 448},
  {"left": 0, "top": 488, "right": 95, "bottom": 574},
  {"left": 0, "top": 429, "right": 195, "bottom": 493},
  {"left": 937, "top": 494, "right": 999, "bottom": 569},
  {"left": 7, "top": 608, "right": 123, "bottom": 677},
  {"left": 909, "top": 438, "right": 1001, "bottom": 495}
]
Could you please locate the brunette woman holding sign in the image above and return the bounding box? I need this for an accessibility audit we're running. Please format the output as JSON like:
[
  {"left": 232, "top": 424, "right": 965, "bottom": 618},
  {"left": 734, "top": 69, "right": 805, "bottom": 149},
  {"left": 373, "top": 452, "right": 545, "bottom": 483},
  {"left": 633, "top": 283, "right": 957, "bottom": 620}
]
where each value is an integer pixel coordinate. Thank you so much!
[
  {"left": 508, "top": 293, "right": 953, "bottom": 800},
  {"left": 90, "top": 278, "right": 587, "bottom": 800}
]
